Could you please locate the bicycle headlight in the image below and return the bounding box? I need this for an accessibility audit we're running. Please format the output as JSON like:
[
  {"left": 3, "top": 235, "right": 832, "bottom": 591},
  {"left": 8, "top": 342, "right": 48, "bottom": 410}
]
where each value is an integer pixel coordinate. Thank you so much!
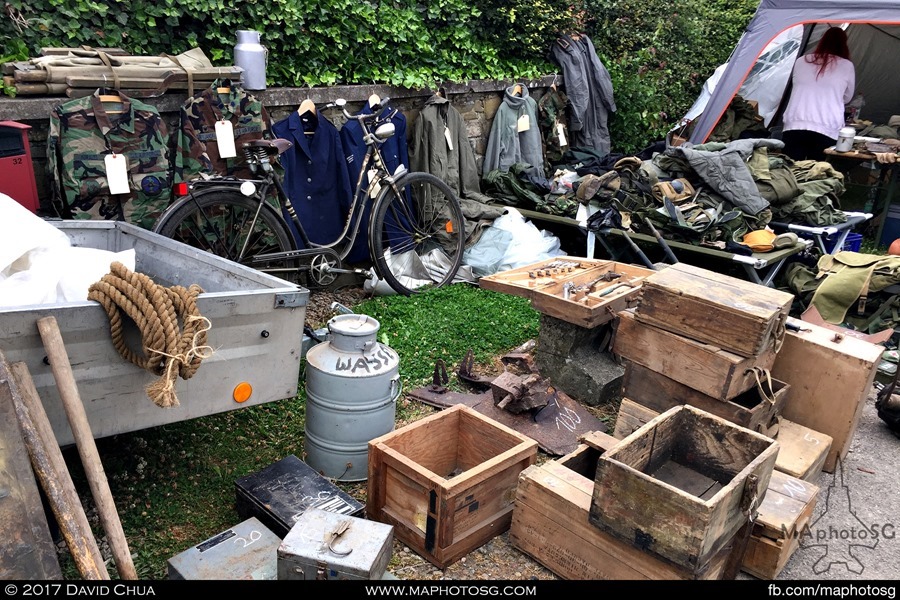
[{"left": 240, "top": 181, "right": 257, "bottom": 196}]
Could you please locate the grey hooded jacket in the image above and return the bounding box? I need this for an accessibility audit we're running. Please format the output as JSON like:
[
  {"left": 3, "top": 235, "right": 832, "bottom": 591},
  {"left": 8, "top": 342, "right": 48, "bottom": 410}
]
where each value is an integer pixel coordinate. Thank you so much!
[
  {"left": 482, "top": 84, "right": 544, "bottom": 177},
  {"left": 551, "top": 34, "right": 616, "bottom": 155}
]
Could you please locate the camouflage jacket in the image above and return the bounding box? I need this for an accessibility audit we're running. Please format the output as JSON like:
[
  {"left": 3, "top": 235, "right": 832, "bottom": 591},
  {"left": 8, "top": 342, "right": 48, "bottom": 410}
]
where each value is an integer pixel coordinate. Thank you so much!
[
  {"left": 47, "top": 89, "right": 171, "bottom": 230},
  {"left": 538, "top": 87, "right": 570, "bottom": 171},
  {"left": 173, "top": 79, "right": 270, "bottom": 182}
]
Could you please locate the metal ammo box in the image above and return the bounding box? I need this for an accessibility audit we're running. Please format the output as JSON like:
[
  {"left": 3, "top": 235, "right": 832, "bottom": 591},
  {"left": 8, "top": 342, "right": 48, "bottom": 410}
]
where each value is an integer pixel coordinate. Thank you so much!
[
  {"left": 0, "top": 220, "right": 308, "bottom": 446},
  {"left": 278, "top": 508, "right": 393, "bottom": 580},
  {"left": 235, "top": 454, "right": 365, "bottom": 538},
  {"left": 167, "top": 517, "right": 281, "bottom": 580}
]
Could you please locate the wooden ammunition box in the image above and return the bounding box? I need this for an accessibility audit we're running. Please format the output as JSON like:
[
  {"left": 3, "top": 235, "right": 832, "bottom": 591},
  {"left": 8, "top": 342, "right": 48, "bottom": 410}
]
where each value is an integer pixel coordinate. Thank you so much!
[
  {"left": 478, "top": 257, "right": 655, "bottom": 328},
  {"left": 771, "top": 318, "right": 883, "bottom": 473},
  {"left": 509, "top": 437, "right": 737, "bottom": 580},
  {"left": 367, "top": 404, "right": 538, "bottom": 569},
  {"left": 772, "top": 418, "right": 833, "bottom": 482},
  {"left": 590, "top": 405, "right": 780, "bottom": 573},
  {"left": 613, "top": 309, "right": 778, "bottom": 401},
  {"left": 620, "top": 361, "right": 789, "bottom": 433},
  {"left": 613, "top": 399, "right": 830, "bottom": 483},
  {"left": 742, "top": 471, "right": 819, "bottom": 580},
  {"left": 635, "top": 262, "right": 793, "bottom": 357}
]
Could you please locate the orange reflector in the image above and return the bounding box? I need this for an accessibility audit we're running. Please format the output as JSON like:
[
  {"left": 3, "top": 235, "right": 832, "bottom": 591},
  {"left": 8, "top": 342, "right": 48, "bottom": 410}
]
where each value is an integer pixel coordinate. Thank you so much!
[
  {"left": 172, "top": 182, "right": 189, "bottom": 197},
  {"left": 233, "top": 382, "right": 253, "bottom": 403},
  {"left": 445, "top": 221, "right": 454, "bottom": 233}
]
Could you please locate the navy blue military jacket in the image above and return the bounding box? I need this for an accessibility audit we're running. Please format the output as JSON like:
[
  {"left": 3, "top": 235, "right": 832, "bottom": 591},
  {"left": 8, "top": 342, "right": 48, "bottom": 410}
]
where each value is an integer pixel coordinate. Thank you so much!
[
  {"left": 272, "top": 110, "right": 353, "bottom": 247},
  {"left": 339, "top": 102, "right": 409, "bottom": 263}
]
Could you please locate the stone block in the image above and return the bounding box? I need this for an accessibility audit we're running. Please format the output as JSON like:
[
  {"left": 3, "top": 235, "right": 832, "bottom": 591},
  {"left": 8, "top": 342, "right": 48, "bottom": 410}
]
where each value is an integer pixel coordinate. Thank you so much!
[{"left": 534, "top": 314, "right": 623, "bottom": 407}]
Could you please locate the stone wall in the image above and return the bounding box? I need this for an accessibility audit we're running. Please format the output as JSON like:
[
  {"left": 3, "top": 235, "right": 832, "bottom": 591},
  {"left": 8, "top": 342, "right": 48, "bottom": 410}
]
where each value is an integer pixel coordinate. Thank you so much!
[{"left": 0, "top": 76, "right": 556, "bottom": 211}]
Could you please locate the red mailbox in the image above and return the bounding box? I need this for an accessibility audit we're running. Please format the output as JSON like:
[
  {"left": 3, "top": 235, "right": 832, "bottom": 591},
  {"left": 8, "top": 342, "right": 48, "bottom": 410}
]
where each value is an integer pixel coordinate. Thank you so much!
[{"left": 0, "top": 120, "right": 40, "bottom": 213}]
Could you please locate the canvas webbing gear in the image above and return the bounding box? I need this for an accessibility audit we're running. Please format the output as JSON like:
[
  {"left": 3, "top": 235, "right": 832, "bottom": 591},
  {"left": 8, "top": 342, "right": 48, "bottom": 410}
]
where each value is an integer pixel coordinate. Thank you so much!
[
  {"left": 164, "top": 53, "right": 194, "bottom": 97},
  {"left": 747, "top": 366, "right": 777, "bottom": 405},
  {"left": 94, "top": 50, "right": 120, "bottom": 91},
  {"left": 87, "top": 261, "right": 213, "bottom": 408}
]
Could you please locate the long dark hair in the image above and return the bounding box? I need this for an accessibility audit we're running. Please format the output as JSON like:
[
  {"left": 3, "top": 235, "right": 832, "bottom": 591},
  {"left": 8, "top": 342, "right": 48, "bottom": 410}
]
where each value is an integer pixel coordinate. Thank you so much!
[{"left": 811, "top": 26, "right": 851, "bottom": 78}]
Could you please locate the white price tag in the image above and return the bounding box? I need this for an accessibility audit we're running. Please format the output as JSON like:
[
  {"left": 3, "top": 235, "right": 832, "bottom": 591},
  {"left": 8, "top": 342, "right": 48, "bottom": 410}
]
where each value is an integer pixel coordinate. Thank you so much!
[
  {"left": 215, "top": 120, "right": 237, "bottom": 158},
  {"left": 516, "top": 114, "right": 531, "bottom": 132},
  {"left": 557, "top": 122, "right": 568, "bottom": 147},
  {"left": 444, "top": 126, "right": 454, "bottom": 151},
  {"left": 104, "top": 154, "right": 130, "bottom": 194}
]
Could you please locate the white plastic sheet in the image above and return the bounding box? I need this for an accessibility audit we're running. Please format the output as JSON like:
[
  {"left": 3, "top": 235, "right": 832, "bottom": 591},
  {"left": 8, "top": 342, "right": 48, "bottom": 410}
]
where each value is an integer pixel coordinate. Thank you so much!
[{"left": 0, "top": 193, "right": 136, "bottom": 307}]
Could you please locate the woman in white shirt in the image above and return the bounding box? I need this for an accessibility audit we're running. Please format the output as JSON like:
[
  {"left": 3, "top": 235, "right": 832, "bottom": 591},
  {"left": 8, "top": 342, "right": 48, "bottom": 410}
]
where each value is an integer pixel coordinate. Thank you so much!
[{"left": 781, "top": 27, "right": 856, "bottom": 161}]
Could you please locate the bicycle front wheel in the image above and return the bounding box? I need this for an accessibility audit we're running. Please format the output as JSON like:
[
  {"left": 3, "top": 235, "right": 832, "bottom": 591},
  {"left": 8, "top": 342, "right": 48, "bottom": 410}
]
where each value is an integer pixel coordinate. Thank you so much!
[
  {"left": 153, "top": 189, "right": 301, "bottom": 284},
  {"left": 369, "top": 172, "right": 465, "bottom": 296}
]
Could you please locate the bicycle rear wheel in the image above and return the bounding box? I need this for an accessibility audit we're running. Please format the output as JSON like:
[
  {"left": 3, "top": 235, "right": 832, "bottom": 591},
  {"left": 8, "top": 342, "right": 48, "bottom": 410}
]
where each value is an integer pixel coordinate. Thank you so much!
[
  {"left": 369, "top": 172, "right": 465, "bottom": 295},
  {"left": 153, "top": 190, "right": 301, "bottom": 284}
]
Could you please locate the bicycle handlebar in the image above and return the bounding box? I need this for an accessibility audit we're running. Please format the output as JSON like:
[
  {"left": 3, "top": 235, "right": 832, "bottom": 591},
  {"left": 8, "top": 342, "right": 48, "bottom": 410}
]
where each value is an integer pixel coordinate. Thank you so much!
[{"left": 328, "top": 97, "right": 392, "bottom": 123}]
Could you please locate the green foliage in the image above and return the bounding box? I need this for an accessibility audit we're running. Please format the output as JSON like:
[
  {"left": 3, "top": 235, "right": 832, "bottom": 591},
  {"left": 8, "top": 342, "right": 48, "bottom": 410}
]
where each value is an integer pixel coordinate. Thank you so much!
[
  {"left": 2, "top": 0, "right": 758, "bottom": 152},
  {"left": 585, "top": 0, "right": 759, "bottom": 153}
]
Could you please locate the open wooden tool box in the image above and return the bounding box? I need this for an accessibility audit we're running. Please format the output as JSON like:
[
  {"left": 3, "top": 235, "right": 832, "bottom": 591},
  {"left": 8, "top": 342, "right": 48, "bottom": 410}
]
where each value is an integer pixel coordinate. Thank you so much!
[{"left": 478, "top": 257, "right": 655, "bottom": 328}]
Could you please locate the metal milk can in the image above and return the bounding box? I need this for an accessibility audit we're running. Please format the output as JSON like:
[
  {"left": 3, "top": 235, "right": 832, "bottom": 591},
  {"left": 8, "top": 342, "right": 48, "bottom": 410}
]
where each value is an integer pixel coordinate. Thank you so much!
[
  {"left": 303, "top": 314, "right": 401, "bottom": 482},
  {"left": 234, "top": 30, "right": 267, "bottom": 91}
]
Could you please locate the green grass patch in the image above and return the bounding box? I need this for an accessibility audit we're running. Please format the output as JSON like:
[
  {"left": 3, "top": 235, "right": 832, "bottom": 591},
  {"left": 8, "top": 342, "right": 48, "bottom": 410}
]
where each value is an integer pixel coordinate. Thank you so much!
[{"left": 60, "top": 283, "right": 539, "bottom": 580}]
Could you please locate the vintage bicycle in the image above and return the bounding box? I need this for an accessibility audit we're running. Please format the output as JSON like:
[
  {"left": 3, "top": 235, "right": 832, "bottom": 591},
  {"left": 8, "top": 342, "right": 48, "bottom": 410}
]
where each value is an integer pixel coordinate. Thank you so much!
[{"left": 152, "top": 98, "right": 466, "bottom": 295}]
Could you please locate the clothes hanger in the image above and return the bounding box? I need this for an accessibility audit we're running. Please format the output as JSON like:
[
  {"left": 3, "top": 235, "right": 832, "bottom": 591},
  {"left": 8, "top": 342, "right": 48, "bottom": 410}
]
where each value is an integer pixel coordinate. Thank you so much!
[
  {"left": 512, "top": 84, "right": 523, "bottom": 97},
  {"left": 298, "top": 98, "right": 316, "bottom": 115},
  {"left": 550, "top": 74, "right": 558, "bottom": 91},
  {"left": 98, "top": 90, "right": 124, "bottom": 114},
  {"left": 368, "top": 93, "right": 381, "bottom": 108}
]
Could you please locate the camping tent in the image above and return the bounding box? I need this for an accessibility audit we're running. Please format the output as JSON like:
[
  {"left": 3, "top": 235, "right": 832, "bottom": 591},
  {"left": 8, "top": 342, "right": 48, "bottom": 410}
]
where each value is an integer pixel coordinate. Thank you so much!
[{"left": 687, "top": 0, "right": 900, "bottom": 144}]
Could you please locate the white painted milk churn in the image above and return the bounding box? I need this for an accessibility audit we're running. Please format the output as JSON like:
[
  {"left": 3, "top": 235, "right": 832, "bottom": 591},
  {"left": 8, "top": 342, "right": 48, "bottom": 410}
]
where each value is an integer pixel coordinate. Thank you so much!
[
  {"left": 303, "top": 314, "right": 401, "bottom": 482},
  {"left": 234, "top": 30, "right": 267, "bottom": 91}
]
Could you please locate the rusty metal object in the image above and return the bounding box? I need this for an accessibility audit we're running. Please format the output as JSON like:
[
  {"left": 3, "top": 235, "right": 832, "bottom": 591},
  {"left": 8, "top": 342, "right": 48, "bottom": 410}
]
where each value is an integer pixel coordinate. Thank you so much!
[
  {"left": 456, "top": 349, "right": 494, "bottom": 390},
  {"left": 491, "top": 372, "right": 548, "bottom": 414},
  {"left": 430, "top": 359, "right": 449, "bottom": 393}
]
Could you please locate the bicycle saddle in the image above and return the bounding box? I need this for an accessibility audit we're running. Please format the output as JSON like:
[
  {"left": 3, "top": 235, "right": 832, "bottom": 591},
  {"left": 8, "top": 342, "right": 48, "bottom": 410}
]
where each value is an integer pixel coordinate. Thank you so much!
[{"left": 245, "top": 139, "right": 293, "bottom": 155}]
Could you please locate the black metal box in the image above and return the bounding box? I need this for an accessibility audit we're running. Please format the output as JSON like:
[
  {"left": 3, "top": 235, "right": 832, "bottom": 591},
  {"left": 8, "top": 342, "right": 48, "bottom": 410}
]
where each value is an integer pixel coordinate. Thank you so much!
[{"left": 235, "top": 454, "right": 364, "bottom": 538}]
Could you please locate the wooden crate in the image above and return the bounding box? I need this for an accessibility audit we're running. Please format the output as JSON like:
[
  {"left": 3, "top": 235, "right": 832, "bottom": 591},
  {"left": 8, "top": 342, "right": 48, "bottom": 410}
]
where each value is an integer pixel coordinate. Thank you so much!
[
  {"left": 509, "top": 435, "right": 736, "bottom": 580},
  {"left": 613, "top": 400, "right": 830, "bottom": 483},
  {"left": 635, "top": 262, "right": 793, "bottom": 357},
  {"left": 742, "top": 471, "right": 819, "bottom": 580},
  {"left": 478, "top": 257, "right": 655, "bottom": 328},
  {"left": 771, "top": 318, "right": 883, "bottom": 473},
  {"left": 621, "top": 361, "right": 788, "bottom": 433},
  {"left": 366, "top": 404, "right": 538, "bottom": 569},
  {"left": 772, "top": 419, "right": 833, "bottom": 482},
  {"left": 613, "top": 309, "right": 778, "bottom": 401},
  {"left": 591, "top": 405, "right": 780, "bottom": 573}
]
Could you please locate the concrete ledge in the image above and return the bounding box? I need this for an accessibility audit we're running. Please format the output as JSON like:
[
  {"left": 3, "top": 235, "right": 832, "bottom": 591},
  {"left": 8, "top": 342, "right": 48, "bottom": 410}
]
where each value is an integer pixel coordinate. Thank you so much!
[{"left": 0, "top": 75, "right": 559, "bottom": 121}]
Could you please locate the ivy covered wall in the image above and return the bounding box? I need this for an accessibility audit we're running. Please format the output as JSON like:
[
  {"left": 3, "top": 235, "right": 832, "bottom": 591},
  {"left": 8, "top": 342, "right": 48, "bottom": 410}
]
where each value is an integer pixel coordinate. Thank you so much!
[{"left": 1, "top": 0, "right": 759, "bottom": 152}]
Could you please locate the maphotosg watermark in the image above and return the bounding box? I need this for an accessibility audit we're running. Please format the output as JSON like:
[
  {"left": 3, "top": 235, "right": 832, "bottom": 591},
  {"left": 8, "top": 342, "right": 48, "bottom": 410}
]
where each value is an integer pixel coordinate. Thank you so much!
[
  {"left": 768, "top": 584, "right": 897, "bottom": 598},
  {"left": 785, "top": 459, "right": 895, "bottom": 576}
]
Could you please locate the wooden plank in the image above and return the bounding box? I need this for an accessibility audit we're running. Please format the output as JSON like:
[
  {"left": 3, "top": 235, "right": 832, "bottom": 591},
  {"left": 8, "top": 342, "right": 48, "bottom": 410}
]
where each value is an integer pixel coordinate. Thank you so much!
[
  {"left": 652, "top": 461, "right": 721, "bottom": 498},
  {"left": 772, "top": 419, "right": 833, "bottom": 482},
  {"left": 579, "top": 430, "right": 618, "bottom": 453},
  {"left": 636, "top": 262, "right": 793, "bottom": 357},
  {"left": 0, "top": 376, "right": 64, "bottom": 580},
  {"left": 613, "top": 398, "right": 659, "bottom": 439},
  {"left": 621, "top": 361, "right": 788, "bottom": 431},
  {"left": 614, "top": 310, "right": 777, "bottom": 401},
  {"left": 771, "top": 319, "right": 883, "bottom": 472}
]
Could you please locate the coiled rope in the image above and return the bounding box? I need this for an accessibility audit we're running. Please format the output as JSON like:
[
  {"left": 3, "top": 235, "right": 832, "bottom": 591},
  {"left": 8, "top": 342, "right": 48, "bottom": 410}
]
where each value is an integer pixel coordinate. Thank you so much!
[{"left": 87, "top": 261, "right": 213, "bottom": 408}]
